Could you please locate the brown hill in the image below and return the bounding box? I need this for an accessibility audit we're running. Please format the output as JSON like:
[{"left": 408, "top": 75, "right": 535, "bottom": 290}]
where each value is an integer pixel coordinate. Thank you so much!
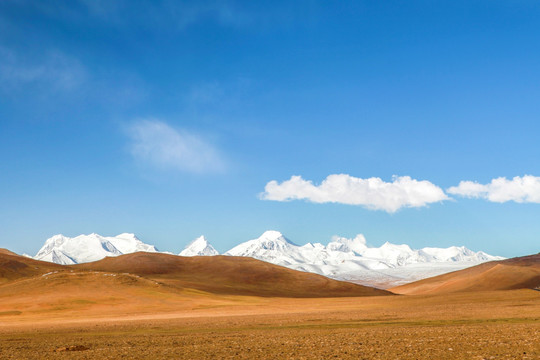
[
  {"left": 75, "top": 252, "right": 392, "bottom": 297},
  {"left": 0, "top": 249, "right": 64, "bottom": 284},
  {"left": 391, "top": 253, "right": 540, "bottom": 295},
  {"left": 0, "top": 249, "right": 19, "bottom": 256},
  {"left": 0, "top": 251, "right": 391, "bottom": 319}
]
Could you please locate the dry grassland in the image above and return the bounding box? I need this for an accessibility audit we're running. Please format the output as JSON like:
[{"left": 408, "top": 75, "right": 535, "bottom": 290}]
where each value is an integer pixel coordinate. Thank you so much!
[{"left": 0, "top": 289, "right": 538, "bottom": 359}]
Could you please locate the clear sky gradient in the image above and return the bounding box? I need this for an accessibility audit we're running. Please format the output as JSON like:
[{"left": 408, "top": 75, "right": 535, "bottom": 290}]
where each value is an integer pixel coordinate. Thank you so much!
[{"left": 1, "top": 1, "right": 539, "bottom": 257}]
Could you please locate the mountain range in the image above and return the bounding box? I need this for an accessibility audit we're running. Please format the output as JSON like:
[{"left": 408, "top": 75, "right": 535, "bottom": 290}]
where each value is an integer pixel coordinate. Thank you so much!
[
  {"left": 34, "top": 233, "right": 160, "bottom": 265},
  {"left": 30, "top": 231, "right": 504, "bottom": 288}
]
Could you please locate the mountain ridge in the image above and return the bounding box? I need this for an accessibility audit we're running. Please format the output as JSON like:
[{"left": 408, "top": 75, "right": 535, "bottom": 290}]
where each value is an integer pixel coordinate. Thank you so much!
[
  {"left": 29, "top": 230, "right": 505, "bottom": 288},
  {"left": 34, "top": 233, "right": 160, "bottom": 265}
]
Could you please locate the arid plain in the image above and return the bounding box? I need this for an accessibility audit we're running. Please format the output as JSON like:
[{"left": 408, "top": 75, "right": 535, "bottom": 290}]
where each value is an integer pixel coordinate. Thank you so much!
[{"left": 1, "top": 250, "right": 539, "bottom": 359}]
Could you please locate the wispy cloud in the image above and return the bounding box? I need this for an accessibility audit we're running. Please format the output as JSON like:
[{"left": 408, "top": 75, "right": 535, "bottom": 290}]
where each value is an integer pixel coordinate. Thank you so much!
[
  {"left": 447, "top": 175, "right": 540, "bottom": 203},
  {"left": 0, "top": 47, "right": 86, "bottom": 92},
  {"left": 260, "top": 174, "right": 449, "bottom": 213},
  {"left": 126, "top": 119, "right": 226, "bottom": 173}
]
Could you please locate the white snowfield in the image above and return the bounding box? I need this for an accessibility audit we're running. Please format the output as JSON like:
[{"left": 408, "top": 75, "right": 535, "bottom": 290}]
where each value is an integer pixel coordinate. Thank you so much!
[{"left": 33, "top": 230, "right": 504, "bottom": 288}]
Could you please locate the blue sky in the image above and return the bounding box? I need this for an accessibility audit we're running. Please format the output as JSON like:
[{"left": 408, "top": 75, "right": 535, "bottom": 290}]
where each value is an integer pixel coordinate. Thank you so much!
[{"left": 1, "top": 1, "right": 539, "bottom": 257}]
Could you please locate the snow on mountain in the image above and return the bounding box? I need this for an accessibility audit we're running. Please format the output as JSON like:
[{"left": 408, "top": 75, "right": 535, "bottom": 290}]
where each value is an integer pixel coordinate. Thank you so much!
[
  {"left": 32, "top": 230, "right": 504, "bottom": 288},
  {"left": 327, "top": 234, "right": 368, "bottom": 254},
  {"left": 107, "top": 233, "right": 158, "bottom": 254},
  {"left": 420, "top": 246, "right": 495, "bottom": 262},
  {"left": 225, "top": 230, "right": 504, "bottom": 287},
  {"left": 179, "top": 236, "right": 218, "bottom": 256},
  {"left": 34, "top": 233, "right": 159, "bottom": 265},
  {"left": 226, "top": 231, "right": 382, "bottom": 276},
  {"left": 226, "top": 230, "right": 302, "bottom": 262}
]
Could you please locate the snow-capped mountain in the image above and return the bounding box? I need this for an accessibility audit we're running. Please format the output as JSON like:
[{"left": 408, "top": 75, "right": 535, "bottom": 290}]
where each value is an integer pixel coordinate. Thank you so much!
[
  {"left": 225, "top": 230, "right": 504, "bottom": 287},
  {"left": 226, "top": 230, "right": 501, "bottom": 268},
  {"left": 34, "top": 233, "right": 159, "bottom": 265},
  {"left": 226, "top": 230, "right": 304, "bottom": 263},
  {"left": 106, "top": 233, "right": 158, "bottom": 254},
  {"left": 32, "top": 230, "right": 504, "bottom": 288},
  {"left": 179, "top": 236, "right": 218, "bottom": 256}
]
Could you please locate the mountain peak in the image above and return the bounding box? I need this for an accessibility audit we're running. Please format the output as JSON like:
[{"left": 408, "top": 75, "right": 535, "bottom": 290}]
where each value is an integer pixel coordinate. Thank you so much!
[
  {"left": 329, "top": 234, "right": 368, "bottom": 254},
  {"left": 45, "top": 234, "right": 67, "bottom": 243},
  {"left": 225, "top": 231, "right": 298, "bottom": 258},
  {"left": 179, "top": 236, "right": 219, "bottom": 256},
  {"left": 34, "top": 233, "right": 158, "bottom": 265},
  {"left": 115, "top": 233, "right": 139, "bottom": 240},
  {"left": 259, "top": 230, "right": 284, "bottom": 239},
  {"left": 257, "top": 230, "right": 297, "bottom": 245}
]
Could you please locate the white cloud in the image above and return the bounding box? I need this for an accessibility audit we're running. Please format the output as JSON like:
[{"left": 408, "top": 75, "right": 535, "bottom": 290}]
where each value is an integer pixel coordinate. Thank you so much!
[
  {"left": 447, "top": 175, "right": 540, "bottom": 203},
  {"left": 260, "top": 174, "right": 449, "bottom": 213},
  {"left": 126, "top": 119, "right": 225, "bottom": 173}
]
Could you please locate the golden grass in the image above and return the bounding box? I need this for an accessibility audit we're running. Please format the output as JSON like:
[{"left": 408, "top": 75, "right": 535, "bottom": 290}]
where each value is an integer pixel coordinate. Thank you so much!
[
  {"left": 1, "top": 250, "right": 539, "bottom": 358},
  {"left": 0, "top": 290, "right": 538, "bottom": 359}
]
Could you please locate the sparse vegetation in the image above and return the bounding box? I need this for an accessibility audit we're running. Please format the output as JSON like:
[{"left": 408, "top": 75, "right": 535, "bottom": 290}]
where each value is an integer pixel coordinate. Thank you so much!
[{"left": 1, "top": 250, "right": 539, "bottom": 359}]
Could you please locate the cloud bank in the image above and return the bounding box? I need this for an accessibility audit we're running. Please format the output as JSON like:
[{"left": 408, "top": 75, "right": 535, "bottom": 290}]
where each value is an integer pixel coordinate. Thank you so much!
[
  {"left": 126, "top": 119, "right": 225, "bottom": 173},
  {"left": 447, "top": 175, "right": 540, "bottom": 203},
  {"left": 261, "top": 174, "right": 449, "bottom": 212}
]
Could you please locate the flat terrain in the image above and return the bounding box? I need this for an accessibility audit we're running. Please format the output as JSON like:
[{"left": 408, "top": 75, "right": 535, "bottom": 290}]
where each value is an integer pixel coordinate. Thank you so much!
[{"left": 0, "top": 290, "right": 538, "bottom": 359}]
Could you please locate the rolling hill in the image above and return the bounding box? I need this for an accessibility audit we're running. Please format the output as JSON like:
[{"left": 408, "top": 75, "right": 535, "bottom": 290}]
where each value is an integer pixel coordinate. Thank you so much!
[
  {"left": 390, "top": 253, "right": 540, "bottom": 295},
  {"left": 0, "top": 250, "right": 390, "bottom": 298},
  {"left": 75, "top": 252, "right": 391, "bottom": 297},
  {"left": 0, "top": 248, "right": 64, "bottom": 284}
]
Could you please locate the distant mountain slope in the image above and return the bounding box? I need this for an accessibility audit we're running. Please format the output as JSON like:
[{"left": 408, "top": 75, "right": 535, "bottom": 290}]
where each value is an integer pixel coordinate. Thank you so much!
[
  {"left": 34, "top": 233, "right": 159, "bottom": 265},
  {"left": 225, "top": 231, "right": 503, "bottom": 287},
  {"left": 30, "top": 230, "right": 504, "bottom": 288},
  {"left": 226, "top": 231, "right": 502, "bottom": 269},
  {"left": 76, "top": 252, "right": 391, "bottom": 297},
  {"left": 390, "top": 254, "right": 540, "bottom": 295},
  {"left": 179, "top": 236, "right": 218, "bottom": 256}
]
